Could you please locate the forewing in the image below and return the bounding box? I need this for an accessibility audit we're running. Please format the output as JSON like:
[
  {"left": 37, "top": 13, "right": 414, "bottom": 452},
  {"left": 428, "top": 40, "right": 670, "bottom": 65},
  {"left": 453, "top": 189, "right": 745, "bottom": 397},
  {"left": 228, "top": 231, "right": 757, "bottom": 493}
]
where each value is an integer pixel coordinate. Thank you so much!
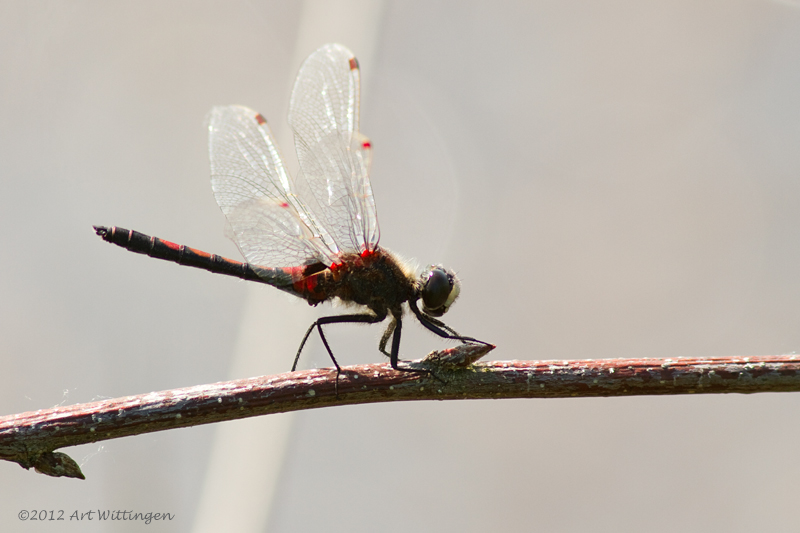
[
  {"left": 208, "top": 105, "right": 338, "bottom": 267},
  {"left": 288, "top": 43, "right": 380, "bottom": 255}
]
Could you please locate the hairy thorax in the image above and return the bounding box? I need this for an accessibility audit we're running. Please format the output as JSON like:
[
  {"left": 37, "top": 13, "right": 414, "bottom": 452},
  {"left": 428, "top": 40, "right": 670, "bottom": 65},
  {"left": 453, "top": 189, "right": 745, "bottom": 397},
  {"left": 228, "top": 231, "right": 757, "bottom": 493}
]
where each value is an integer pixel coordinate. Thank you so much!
[{"left": 296, "top": 248, "right": 417, "bottom": 315}]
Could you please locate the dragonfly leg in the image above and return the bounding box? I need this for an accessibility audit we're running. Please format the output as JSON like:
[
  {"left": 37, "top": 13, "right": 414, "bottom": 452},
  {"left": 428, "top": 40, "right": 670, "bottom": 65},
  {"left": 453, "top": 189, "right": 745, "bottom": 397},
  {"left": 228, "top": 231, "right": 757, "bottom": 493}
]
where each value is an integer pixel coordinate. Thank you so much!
[
  {"left": 388, "top": 315, "right": 402, "bottom": 370},
  {"left": 292, "top": 312, "right": 385, "bottom": 372},
  {"left": 410, "top": 302, "right": 492, "bottom": 347},
  {"left": 378, "top": 318, "right": 396, "bottom": 357},
  {"left": 420, "top": 314, "right": 462, "bottom": 338},
  {"left": 388, "top": 316, "right": 444, "bottom": 382}
]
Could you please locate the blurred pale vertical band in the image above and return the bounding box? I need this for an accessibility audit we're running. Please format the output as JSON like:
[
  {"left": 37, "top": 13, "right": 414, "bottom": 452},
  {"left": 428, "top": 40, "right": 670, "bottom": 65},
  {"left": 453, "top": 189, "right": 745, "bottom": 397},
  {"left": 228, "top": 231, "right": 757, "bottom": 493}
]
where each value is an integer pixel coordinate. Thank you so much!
[{"left": 191, "top": 1, "right": 386, "bottom": 532}]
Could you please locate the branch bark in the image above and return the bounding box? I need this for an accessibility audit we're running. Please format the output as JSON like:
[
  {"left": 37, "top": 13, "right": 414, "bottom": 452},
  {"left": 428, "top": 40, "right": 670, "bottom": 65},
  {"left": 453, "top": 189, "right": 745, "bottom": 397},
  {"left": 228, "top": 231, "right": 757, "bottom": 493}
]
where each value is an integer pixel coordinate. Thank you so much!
[{"left": 2, "top": 352, "right": 799, "bottom": 480}]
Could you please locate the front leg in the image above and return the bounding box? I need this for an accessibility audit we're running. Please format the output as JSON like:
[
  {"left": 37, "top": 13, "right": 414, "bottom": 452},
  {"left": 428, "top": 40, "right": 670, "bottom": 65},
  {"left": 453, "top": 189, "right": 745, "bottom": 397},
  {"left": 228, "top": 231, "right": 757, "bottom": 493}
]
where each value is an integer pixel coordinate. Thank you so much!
[{"left": 410, "top": 302, "right": 492, "bottom": 347}]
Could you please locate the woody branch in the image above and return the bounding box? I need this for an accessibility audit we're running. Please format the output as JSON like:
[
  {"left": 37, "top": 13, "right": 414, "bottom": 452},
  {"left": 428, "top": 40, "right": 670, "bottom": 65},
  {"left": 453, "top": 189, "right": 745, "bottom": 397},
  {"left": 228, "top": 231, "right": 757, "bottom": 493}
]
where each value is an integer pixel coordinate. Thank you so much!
[{"left": 1, "top": 354, "right": 798, "bottom": 480}]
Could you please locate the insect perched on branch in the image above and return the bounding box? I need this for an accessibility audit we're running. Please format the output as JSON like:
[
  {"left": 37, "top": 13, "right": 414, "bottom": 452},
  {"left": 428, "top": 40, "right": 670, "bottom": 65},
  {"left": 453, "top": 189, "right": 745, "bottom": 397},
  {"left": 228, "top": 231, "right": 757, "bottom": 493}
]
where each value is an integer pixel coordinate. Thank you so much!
[{"left": 95, "top": 43, "right": 491, "bottom": 375}]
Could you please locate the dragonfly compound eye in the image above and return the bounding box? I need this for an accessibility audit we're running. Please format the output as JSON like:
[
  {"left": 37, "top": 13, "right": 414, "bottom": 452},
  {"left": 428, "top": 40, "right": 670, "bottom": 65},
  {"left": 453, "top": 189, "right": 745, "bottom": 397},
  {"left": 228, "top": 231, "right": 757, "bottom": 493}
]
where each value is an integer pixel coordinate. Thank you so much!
[{"left": 420, "top": 266, "right": 461, "bottom": 317}]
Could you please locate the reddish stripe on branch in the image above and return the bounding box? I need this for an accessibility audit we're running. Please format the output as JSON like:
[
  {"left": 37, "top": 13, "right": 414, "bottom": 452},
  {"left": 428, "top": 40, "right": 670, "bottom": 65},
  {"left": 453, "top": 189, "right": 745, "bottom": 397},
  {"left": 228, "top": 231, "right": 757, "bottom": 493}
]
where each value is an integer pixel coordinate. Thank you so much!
[{"left": 2, "top": 354, "right": 799, "bottom": 478}]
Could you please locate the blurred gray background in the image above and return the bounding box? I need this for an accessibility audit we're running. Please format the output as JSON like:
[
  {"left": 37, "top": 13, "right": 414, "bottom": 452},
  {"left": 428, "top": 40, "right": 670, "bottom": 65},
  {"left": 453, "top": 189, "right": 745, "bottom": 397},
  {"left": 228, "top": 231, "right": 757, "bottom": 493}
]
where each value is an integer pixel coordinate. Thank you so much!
[{"left": 2, "top": 1, "right": 800, "bottom": 531}]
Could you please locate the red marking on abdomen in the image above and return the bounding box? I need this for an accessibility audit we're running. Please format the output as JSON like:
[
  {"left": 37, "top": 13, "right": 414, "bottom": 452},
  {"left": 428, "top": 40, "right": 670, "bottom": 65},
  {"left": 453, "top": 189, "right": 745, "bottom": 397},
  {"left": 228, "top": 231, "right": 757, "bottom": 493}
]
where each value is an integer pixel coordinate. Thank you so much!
[
  {"left": 282, "top": 266, "right": 306, "bottom": 281},
  {"left": 349, "top": 57, "right": 359, "bottom": 71},
  {"left": 188, "top": 247, "right": 212, "bottom": 259},
  {"left": 255, "top": 114, "right": 267, "bottom": 125},
  {"left": 160, "top": 239, "right": 181, "bottom": 251}
]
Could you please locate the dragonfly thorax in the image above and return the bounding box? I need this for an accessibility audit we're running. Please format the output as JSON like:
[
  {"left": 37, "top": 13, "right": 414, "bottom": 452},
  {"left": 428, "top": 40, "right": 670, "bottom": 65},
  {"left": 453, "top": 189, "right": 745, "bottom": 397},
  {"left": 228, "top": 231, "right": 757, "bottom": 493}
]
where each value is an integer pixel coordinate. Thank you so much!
[{"left": 315, "top": 248, "right": 418, "bottom": 316}]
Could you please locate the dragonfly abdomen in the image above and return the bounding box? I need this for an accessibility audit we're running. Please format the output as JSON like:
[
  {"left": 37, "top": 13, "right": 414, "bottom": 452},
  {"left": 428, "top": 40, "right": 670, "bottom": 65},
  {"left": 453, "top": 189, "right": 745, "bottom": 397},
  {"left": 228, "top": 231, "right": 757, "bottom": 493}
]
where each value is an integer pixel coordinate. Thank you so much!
[{"left": 93, "top": 226, "right": 295, "bottom": 290}]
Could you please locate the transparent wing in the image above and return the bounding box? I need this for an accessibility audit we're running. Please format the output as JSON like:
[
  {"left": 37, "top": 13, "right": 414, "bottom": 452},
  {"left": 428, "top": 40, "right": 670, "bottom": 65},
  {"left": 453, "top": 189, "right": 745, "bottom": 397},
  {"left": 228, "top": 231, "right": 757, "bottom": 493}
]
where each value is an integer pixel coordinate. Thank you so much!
[
  {"left": 288, "top": 43, "right": 380, "bottom": 255},
  {"left": 208, "top": 105, "right": 338, "bottom": 267}
]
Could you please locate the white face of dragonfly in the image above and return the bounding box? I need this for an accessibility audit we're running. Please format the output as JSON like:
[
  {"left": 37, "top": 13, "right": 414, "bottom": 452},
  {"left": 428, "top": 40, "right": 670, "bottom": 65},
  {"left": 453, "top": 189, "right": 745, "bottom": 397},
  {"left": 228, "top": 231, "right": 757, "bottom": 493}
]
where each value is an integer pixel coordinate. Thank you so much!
[{"left": 419, "top": 266, "right": 461, "bottom": 317}]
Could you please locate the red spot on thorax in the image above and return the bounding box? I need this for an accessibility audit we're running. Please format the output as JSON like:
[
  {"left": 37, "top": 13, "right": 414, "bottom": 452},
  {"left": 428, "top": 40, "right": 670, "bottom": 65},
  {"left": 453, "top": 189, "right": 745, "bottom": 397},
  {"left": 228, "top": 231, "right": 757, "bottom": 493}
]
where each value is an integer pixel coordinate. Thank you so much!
[
  {"left": 255, "top": 114, "right": 267, "bottom": 125},
  {"left": 303, "top": 276, "right": 318, "bottom": 292},
  {"left": 362, "top": 141, "right": 371, "bottom": 149},
  {"left": 282, "top": 265, "right": 328, "bottom": 301},
  {"left": 290, "top": 271, "right": 324, "bottom": 300},
  {"left": 349, "top": 57, "right": 359, "bottom": 71}
]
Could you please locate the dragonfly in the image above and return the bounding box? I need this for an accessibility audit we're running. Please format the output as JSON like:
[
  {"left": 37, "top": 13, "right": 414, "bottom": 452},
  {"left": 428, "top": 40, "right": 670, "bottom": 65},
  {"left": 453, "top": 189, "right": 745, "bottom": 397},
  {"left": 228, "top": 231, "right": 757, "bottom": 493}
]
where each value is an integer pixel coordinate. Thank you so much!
[{"left": 95, "top": 43, "right": 489, "bottom": 376}]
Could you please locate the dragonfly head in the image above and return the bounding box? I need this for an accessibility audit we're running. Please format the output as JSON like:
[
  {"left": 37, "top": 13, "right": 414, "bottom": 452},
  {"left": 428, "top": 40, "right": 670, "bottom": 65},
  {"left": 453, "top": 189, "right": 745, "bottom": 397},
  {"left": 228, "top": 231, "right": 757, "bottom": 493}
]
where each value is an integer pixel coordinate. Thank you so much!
[{"left": 419, "top": 266, "right": 461, "bottom": 317}]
